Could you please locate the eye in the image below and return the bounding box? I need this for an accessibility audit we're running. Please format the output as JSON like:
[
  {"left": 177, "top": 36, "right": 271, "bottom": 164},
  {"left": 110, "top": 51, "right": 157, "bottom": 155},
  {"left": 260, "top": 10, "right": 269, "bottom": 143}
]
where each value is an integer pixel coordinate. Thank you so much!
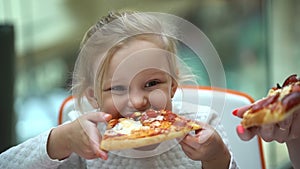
[
  {"left": 145, "top": 80, "right": 160, "bottom": 88},
  {"left": 104, "top": 85, "right": 127, "bottom": 95},
  {"left": 111, "top": 85, "right": 127, "bottom": 91}
]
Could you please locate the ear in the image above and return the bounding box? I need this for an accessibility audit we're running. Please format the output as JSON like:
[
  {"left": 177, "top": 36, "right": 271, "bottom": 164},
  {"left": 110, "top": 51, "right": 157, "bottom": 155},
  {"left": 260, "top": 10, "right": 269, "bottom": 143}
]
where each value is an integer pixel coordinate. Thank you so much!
[
  {"left": 171, "top": 79, "right": 178, "bottom": 98},
  {"left": 84, "top": 87, "right": 99, "bottom": 109}
]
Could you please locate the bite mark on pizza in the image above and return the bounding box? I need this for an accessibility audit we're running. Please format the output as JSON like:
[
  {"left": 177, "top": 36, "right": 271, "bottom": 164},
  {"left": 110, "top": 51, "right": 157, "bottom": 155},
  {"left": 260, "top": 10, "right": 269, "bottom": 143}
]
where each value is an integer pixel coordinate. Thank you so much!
[
  {"left": 100, "top": 110, "right": 202, "bottom": 151},
  {"left": 241, "top": 74, "right": 300, "bottom": 128}
]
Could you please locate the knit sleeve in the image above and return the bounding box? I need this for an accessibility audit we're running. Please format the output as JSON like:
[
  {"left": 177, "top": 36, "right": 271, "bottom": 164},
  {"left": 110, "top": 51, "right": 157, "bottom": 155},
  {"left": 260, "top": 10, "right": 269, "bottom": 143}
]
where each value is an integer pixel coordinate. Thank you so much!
[
  {"left": 0, "top": 129, "right": 64, "bottom": 169},
  {"left": 0, "top": 129, "right": 86, "bottom": 169}
]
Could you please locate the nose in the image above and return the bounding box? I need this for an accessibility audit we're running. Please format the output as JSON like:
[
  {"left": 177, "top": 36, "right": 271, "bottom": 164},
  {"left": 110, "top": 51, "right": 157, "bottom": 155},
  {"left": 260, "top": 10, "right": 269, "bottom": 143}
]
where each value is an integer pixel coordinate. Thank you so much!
[{"left": 128, "top": 90, "right": 149, "bottom": 111}]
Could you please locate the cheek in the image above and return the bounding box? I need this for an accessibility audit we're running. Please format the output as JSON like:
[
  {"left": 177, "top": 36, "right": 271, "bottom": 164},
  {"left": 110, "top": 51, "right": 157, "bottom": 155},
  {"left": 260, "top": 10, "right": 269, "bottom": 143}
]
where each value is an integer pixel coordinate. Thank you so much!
[
  {"left": 101, "top": 95, "right": 128, "bottom": 119},
  {"left": 149, "top": 89, "right": 172, "bottom": 110}
]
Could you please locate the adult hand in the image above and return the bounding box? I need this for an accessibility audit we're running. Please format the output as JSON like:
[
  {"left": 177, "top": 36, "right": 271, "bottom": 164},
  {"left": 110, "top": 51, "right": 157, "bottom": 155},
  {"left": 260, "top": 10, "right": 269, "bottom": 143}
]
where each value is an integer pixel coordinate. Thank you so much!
[{"left": 233, "top": 106, "right": 300, "bottom": 143}]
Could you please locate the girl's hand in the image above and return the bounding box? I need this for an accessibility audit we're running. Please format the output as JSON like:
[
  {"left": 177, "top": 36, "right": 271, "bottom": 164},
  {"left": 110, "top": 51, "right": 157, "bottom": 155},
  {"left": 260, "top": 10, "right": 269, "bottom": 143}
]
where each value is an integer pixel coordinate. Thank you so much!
[
  {"left": 234, "top": 105, "right": 300, "bottom": 143},
  {"left": 47, "top": 111, "right": 111, "bottom": 160},
  {"left": 179, "top": 123, "right": 230, "bottom": 169}
]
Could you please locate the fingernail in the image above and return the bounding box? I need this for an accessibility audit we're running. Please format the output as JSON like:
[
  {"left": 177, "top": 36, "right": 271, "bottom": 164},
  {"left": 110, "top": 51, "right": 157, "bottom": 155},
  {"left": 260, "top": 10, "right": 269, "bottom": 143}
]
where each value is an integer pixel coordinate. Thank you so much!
[
  {"left": 101, "top": 154, "right": 108, "bottom": 160},
  {"left": 237, "top": 125, "right": 245, "bottom": 134},
  {"left": 98, "top": 150, "right": 108, "bottom": 160},
  {"left": 104, "top": 114, "right": 111, "bottom": 120},
  {"left": 232, "top": 109, "right": 238, "bottom": 116}
]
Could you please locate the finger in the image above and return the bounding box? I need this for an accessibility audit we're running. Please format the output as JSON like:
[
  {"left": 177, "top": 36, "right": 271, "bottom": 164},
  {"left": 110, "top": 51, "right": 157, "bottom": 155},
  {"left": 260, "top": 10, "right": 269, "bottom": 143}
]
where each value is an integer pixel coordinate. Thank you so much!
[
  {"left": 274, "top": 123, "right": 290, "bottom": 143},
  {"left": 277, "top": 114, "right": 293, "bottom": 131},
  {"left": 232, "top": 105, "right": 252, "bottom": 118},
  {"left": 273, "top": 115, "right": 292, "bottom": 143},
  {"left": 92, "top": 144, "right": 108, "bottom": 160},
  {"left": 82, "top": 127, "right": 108, "bottom": 160},
  {"left": 180, "top": 137, "right": 196, "bottom": 150},
  {"left": 79, "top": 121, "right": 109, "bottom": 160},
  {"left": 197, "top": 128, "right": 214, "bottom": 145},
  {"left": 294, "top": 108, "right": 300, "bottom": 115},
  {"left": 181, "top": 134, "right": 200, "bottom": 150},
  {"left": 85, "top": 112, "right": 112, "bottom": 123},
  {"left": 236, "top": 124, "right": 256, "bottom": 141},
  {"left": 179, "top": 140, "right": 197, "bottom": 159},
  {"left": 76, "top": 117, "right": 107, "bottom": 156},
  {"left": 289, "top": 111, "right": 300, "bottom": 139},
  {"left": 259, "top": 124, "right": 275, "bottom": 142},
  {"left": 181, "top": 129, "right": 214, "bottom": 150}
]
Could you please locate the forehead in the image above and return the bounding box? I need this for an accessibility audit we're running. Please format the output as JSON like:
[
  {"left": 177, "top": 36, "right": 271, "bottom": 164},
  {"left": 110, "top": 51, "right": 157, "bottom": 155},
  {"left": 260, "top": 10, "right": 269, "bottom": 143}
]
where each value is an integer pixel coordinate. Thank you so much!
[{"left": 107, "top": 39, "right": 172, "bottom": 79}]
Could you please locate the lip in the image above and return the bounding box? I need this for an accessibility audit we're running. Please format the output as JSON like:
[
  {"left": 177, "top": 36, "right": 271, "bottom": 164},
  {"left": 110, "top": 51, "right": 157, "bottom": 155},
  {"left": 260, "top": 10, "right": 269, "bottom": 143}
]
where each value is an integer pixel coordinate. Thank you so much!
[
  {"left": 118, "top": 109, "right": 148, "bottom": 118},
  {"left": 119, "top": 111, "right": 135, "bottom": 118},
  {"left": 119, "top": 107, "right": 161, "bottom": 118}
]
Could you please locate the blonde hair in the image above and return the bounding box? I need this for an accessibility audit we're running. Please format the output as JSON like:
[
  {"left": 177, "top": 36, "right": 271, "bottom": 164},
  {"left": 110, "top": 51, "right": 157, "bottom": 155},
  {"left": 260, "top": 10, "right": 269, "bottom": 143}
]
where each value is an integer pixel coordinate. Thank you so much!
[{"left": 72, "top": 10, "right": 194, "bottom": 110}]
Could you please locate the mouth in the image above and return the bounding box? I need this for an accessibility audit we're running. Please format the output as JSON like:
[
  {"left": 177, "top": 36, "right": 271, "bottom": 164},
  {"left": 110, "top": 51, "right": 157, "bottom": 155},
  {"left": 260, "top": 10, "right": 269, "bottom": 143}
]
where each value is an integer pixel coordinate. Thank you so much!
[
  {"left": 118, "top": 107, "right": 151, "bottom": 117},
  {"left": 118, "top": 103, "right": 171, "bottom": 119},
  {"left": 119, "top": 111, "right": 135, "bottom": 118},
  {"left": 119, "top": 108, "right": 159, "bottom": 118}
]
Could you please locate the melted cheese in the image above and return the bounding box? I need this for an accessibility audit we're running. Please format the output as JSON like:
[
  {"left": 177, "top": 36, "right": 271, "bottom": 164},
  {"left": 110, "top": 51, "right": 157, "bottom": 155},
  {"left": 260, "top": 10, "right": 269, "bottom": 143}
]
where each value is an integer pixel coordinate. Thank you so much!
[
  {"left": 112, "top": 119, "right": 142, "bottom": 135},
  {"left": 106, "top": 113, "right": 165, "bottom": 136},
  {"left": 279, "top": 85, "right": 292, "bottom": 100},
  {"left": 268, "top": 85, "right": 292, "bottom": 101},
  {"left": 144, "top": 115, "right": 164, "bottom": 123}
]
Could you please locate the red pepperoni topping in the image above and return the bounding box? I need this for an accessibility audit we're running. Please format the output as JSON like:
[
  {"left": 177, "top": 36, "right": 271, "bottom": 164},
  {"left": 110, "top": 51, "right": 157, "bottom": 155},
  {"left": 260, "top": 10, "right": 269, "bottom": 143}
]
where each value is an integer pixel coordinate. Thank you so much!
[
  {"left": 139, "top": 110, "right": 159, "bottom": 122},
  {"left": 292, "top": 83, "right": 300, "bottom": 92},
  {"left": 251, "top": 93, "right": 280, "bottom": 113},
  {"left": 146, "top": 110, "right": 159, "bottom": 118},
  {"left": 164, "top": 111, "right": 177, "bottom": 122},
  {"left": 140, "top": 114, "right": 148, "bottom": 122},
  {"left": 282, "top": 74, "right": 299, "bottom": 87},
  {"left": 173, "top": 120, "right": 187, "bottom": 127},
  {"left": 282, "top": 92, "right": 300, "bottom": 112}
]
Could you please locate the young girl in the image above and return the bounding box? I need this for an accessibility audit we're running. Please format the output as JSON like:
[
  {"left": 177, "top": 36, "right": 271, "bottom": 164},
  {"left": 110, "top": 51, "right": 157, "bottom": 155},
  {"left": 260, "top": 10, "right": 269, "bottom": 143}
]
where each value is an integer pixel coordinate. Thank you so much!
[{"left": 0, "top": 11, "right": 238, "bottom": 168}]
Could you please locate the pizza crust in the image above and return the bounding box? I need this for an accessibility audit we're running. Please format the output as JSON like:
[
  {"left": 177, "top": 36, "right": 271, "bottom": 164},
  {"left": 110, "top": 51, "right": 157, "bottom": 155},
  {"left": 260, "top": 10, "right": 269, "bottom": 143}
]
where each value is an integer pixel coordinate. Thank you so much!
[
  {"left": 241, "top": 104, "right": 300, "bottom": 128},
  {"left": 100, "top": 127, "right": 191, "bottom": 151},
  {"left": 241, "top": 90, "right": 300, "bottom": 128},
  {"left": 241, "top": 108, "right": 285, "bottom": 128}
]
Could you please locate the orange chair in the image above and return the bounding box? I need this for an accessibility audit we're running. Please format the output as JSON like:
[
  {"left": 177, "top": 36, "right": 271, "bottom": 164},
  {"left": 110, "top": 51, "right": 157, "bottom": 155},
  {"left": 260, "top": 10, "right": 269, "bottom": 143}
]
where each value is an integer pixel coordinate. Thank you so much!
[{"left": 58, "top": 86, "right": 266, "bottom": 169}]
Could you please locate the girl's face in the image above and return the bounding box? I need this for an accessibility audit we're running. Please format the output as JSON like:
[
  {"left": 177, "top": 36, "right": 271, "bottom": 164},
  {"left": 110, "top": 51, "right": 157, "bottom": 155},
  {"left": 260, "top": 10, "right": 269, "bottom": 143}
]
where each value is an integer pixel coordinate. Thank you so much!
[{"left": 100, "top": 39, "right": 177, "bottom": 119}]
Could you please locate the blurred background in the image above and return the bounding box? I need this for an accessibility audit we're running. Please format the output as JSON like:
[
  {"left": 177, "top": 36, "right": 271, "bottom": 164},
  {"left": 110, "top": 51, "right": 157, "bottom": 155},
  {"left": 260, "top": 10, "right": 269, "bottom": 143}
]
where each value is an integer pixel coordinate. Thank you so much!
[{"left": 0, "top": 0, "right": 299, "bottom": 168}]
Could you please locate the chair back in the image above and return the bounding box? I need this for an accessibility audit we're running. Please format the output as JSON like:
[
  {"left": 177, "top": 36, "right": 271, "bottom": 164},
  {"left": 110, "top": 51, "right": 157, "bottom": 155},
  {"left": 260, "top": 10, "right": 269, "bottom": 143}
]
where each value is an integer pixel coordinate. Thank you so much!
[
  {"left": 58, "top": 86, "right": 266, "bottom": 169},
  {"left": 172, "top": 86, "right": 265, "bottom": 169}
]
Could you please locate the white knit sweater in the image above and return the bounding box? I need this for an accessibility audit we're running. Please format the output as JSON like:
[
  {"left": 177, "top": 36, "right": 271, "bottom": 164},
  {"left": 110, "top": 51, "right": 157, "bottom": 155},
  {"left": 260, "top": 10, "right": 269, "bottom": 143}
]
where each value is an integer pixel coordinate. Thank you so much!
[{"left": 0, "top": 104, "right": 238, "bottom": 169}]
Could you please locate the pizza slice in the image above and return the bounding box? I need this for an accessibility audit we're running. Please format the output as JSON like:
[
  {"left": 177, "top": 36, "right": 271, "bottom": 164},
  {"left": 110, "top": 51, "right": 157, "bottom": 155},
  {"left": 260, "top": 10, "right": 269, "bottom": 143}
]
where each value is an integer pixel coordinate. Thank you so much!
[
  {"left": 100, "top": 109, "right": 202, "bottom": 151},
  {"left": 241, "top": 74, "right": 300, "bottom": 128}
]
